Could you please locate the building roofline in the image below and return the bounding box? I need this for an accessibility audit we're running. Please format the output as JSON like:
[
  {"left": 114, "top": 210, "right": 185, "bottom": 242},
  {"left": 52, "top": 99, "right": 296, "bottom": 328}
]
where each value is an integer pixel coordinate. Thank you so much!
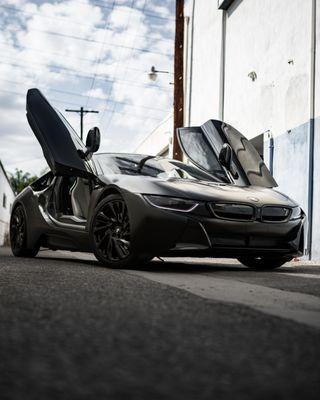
[
  {"left": 134, "top": 113, "right": 173, "bottom": 153},
  {"left": 0, "top": 160, "right": 15, "bottom": 195}
]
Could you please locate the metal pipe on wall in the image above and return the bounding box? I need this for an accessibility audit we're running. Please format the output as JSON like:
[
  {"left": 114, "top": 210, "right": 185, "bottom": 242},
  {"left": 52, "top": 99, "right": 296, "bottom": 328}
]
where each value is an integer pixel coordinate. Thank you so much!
[
  {"left": 219, "top": 10, "right": 227, "bottom": 121},
  {"left": 307, "top": 0, "right": 316, "bottom": 259},
  {"left": 173, "top": 0, "right": 184, "bottom": 161},
  {"left": 187, "top": 0, "right": 195, "bottom": 126},
  {"left": 269, "top": 136, "right": 274, "bottom": 176}
]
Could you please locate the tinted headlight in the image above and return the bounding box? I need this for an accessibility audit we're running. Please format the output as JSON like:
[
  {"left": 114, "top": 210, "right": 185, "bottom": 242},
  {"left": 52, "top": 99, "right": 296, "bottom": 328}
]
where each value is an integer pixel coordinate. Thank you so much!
[
  {"left": 143, "top": 195, "right": 199, "bottom": 212},
  {"left": 290, "top": 206, "right": 302, "bottom": 220}
]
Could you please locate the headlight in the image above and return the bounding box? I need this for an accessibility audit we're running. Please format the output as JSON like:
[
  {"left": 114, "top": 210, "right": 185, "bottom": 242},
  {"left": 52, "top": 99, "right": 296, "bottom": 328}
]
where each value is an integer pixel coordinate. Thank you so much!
[
  {"left": 143, "top": 195, "right": 199, "bottom": 212},
  {"left": 290, "top": 206, "right": 302, "bottom": 220}
]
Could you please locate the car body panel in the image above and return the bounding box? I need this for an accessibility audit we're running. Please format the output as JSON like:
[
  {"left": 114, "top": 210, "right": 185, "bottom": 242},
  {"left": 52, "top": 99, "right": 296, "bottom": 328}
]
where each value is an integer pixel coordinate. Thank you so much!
[
  {"left": 12, "top": 89, "right": 306, "bottom": 264},
  {"left": 26, "top": 88, "right": 95, "bottom": 177},
  {"left": 98, "top": 174, "right": 296, "bottom": 206},
  {"left": 177, "top": 120, "right": 277, "bottom": 188},
  {"left": 13, "top": 167, "right": 305, "bottom": 260}
]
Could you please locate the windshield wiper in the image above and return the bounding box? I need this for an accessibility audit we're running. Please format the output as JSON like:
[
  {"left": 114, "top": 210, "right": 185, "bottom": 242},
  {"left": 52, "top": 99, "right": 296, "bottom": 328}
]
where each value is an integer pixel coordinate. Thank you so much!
[{"left": 137, "top": 155, "right": 157, "bottom": 173}]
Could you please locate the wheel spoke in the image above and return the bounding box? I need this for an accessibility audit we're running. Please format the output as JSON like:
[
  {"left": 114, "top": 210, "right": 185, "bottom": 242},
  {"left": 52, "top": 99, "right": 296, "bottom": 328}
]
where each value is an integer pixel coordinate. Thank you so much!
[
  {"left": 10, "top": 206, "right": 25, "bottom": 249},
  {"left": 97, "top": 229, "right": 112, "bottom": 248},
  {"left": 94, "top": 225, "right": 109, "bottom": 234},
  {"left": 108, "top": 203, "right": 117, "bottom": 218},
  {"left": 112, "top": 238, "right": 126, "bottom": 259},
  {"left": 93, "top": 198, "right": 131, "bottom": 262}
]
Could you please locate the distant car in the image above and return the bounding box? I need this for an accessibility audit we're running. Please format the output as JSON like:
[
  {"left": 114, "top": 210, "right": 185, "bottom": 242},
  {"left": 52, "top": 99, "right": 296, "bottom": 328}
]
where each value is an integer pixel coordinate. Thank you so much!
[{"left": 10, "top": 88, "right": 306, "bottom": 269}]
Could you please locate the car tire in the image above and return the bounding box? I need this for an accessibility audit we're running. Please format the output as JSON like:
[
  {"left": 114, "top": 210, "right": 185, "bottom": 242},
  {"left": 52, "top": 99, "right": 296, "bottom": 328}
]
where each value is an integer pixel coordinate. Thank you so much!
[
  {"left": 90, "top": 194, "right": 152, "bottom": 268},
  {"left": 238, "top": 256, "right": 292, "bottom": 270},
  {"left": 10, "top": 205, "right": 40, "bottom": 257}
]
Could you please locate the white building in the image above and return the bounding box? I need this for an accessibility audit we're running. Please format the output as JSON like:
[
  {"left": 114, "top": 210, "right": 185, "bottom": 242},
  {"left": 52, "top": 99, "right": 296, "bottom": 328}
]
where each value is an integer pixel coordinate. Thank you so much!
[
  {"left": 135, "top": 114, "right": 173, "bottom": 157},
  {"left": 182, "top": 0, "right": 320, "bottom": 259},
  {"left": 0, "top": 161, "right": 15, "bottom": 246},
  {"left": 136, "top": 0, "right": 320, "bottom": 259}
]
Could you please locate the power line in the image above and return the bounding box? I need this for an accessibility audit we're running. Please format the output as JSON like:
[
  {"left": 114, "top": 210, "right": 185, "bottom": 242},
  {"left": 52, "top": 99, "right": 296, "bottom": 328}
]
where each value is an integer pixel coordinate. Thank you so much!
[
  {"left": 0, "top": 58, "right": 172, "bottom": 93},
  {"left": 66, "top": 0, "right": 174, "bottom": 21},
  {"left": 65, "top": 107, "right": 99, "bottom": 140},
  {"left": 49, "top": 88, "right": 168, "bottom": 112},
  {"left": 0, "top": 77, "right": 169, "bottom": 112},
  {"left": 97, "top": 0, "right": 136, "bottom": 126},
  {"left": 1, "top": 25, "right": 172, "bottom": 57},
  {"left": 0, "top": 88, "right": 163, "bottom": 122},
  {"left": 0, "top": 4, "right": 174, "bottom": 44},
  {"left": 0, "top": 1, "right": 174, "bottom": 22},
  {"left": 0, "top": 41, "right": 172, "bottom": 85},
  {"left": 85, "top": 0, "right": 117, "bottom": 108}
]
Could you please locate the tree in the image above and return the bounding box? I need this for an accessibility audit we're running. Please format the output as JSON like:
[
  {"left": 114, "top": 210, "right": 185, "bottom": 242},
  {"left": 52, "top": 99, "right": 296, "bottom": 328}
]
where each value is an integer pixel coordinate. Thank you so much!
[{"left": 10, "top": 169, "right": 38, "bottom": 195}]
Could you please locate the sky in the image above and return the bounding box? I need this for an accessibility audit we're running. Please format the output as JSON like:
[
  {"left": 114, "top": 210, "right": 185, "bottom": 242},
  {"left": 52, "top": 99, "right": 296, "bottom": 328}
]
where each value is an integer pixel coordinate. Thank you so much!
[{"left": 0, "top": 0, "right": 175, "bottom": 175}]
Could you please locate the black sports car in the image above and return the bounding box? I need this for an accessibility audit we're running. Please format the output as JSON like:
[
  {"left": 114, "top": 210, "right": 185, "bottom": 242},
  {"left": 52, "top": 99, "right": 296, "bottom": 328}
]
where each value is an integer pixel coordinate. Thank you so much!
[{"left": 10, "top": 88, "right": 306, "bottom": 269}]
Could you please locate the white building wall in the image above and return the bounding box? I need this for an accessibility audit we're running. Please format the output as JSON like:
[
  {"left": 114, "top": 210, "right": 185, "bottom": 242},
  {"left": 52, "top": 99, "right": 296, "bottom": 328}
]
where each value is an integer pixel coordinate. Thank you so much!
[
  {"left": 134, "top": 114, "right": 173, "bottom": 157},
  {"left": 0, "top": 162, "right": 15, "bottom": 246},
  {"left": 223, "top": 0, "right": 312, "bottom": 215},
  {"left": 184, "top": 0, "right": 223, "bottom": 126},
  {"left": 184, "top": 0, "right": 320, "bottom": 259},
  {"left": 310, "top": 0, "right": 320, "bottom": 258},
  {"left": 224, "top": 0, "right": 311, "bottom": 138}
]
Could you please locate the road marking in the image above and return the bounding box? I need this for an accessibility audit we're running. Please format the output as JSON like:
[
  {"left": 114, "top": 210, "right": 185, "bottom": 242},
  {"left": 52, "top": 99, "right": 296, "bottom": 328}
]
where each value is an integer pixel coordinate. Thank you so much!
[
  {"left": 54, "top": 251, "right": 320, "bottom": 328},
  {"left": 124, "top": 270, "right": 320, "bottom": 329},
  {"left": 279, "top": 273, "right": 320, "bottom": 279}
]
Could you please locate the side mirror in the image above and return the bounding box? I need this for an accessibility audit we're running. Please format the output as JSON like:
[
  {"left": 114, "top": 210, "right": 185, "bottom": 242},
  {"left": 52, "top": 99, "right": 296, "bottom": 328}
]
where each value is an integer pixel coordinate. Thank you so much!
[
  {"left": 219, "top": 143, "right": 239, "bottom": 179},
  {"left": 79, "top": 127, "right": 100, "bottom": 159},
  {"left": 219, "top": 143, "right": 233, "bottom": 170}
]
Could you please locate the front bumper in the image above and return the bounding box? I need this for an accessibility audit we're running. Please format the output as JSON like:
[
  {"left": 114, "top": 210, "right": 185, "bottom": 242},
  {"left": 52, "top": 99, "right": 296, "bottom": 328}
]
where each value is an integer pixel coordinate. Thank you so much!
[
  {"left": 124, "top": 192, "right": 306, "bottom": 259},
  {"left": 170, "top": 216, "right": 306, "bottom": 258}
]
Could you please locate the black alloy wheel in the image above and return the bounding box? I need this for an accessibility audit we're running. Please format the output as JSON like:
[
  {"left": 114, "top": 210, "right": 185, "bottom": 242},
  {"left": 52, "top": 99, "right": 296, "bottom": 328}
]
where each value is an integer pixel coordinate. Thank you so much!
[
  {"left": 90, "top": 195, "right": 135, "bottom": 268},
  {"left": 238, "top": 256, "right": 292, "bottom": 270},
  {"left": 10, "top": 205, "right": 39, "bottom": 257}
]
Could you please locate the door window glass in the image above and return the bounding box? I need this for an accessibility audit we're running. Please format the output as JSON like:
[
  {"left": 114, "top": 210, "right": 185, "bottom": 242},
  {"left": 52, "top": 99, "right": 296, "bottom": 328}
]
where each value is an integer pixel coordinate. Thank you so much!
[{"left": 177, "top": 127, "right": 228, "bottom": 182}]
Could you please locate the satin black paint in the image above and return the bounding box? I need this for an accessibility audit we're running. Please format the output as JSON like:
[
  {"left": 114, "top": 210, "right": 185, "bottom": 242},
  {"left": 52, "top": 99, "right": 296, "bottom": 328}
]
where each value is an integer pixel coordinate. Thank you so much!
[{"left": 10, "top": 88, "right": 306, "bottom": 265}]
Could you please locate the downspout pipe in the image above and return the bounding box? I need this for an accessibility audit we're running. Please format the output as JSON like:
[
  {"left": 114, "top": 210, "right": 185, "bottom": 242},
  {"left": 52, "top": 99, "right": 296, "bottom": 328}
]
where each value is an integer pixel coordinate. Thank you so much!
[
  {"left": 187, "top": 0, "right": 195, "bottom": 126},
  {"left": 269, "top": 135, "right": 274, "bottom": 176},
  {"left": 219, "top": 10, "right": 226, "bottom": 121},
  {"left": 307, "top": 0, "right": 316, "bottom": 259}
]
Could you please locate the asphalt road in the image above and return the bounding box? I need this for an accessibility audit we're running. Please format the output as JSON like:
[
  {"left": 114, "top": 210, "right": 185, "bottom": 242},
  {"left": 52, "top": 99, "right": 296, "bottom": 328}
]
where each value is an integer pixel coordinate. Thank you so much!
[{"left": 0, "top": 247, "right": 320, "bottom": 400}]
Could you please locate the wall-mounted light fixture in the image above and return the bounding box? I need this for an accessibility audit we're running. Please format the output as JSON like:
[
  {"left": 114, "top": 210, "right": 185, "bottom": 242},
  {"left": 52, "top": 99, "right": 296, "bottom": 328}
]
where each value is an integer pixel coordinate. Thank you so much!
[
  {"left": 248, "top": 71, "right": 257, "bottom": 81},
  {"left": 148, "top": 66, "right": 172, "bottom": 82}
]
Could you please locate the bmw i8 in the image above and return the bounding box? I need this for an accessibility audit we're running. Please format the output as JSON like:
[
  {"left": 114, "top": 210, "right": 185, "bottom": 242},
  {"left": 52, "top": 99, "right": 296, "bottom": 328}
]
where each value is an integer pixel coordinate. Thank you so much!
[{"left": 10, "top": 89, "right": 306, "bottom": 269}]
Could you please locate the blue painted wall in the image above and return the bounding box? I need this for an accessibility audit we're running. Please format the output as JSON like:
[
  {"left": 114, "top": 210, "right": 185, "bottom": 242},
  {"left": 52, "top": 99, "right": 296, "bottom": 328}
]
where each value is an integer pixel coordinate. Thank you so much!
[
  {"left": 312, "top": 117, "right": 320, "bottom": 259},
  {"left": 264, "top": 121, "right": 312, "bottom": 256},
  {"left": 264, "top": 122, "right": 310, "bottom": 212}
]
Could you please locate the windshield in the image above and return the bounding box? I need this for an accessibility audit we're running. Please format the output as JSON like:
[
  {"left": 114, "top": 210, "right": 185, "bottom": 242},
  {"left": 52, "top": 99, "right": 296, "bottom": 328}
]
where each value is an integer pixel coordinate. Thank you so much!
[{"left": 94, "top": 153, "right": 228, "bottom": 183}]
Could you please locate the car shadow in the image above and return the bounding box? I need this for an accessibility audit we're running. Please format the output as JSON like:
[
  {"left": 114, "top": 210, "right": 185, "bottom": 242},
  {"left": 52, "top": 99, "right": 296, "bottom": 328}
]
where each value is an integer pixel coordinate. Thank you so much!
[
  {"left": 35, "top": 253, "right": 245, "bottom": 273},
  {"left": 130, "top": 259, "right": 307, "bottom": 274},
  {"left": 34, "top": 250, "right": 310, "bottom": 274},
  {"left": 132, "top": 259, "right": 249, "bottom": 273}
]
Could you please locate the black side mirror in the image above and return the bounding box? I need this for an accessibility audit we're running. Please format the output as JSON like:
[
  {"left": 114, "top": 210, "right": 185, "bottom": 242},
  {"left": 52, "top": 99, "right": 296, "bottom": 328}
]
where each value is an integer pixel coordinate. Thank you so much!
[
  {"left": 219, "top": 143, "right": 239, "bottom": 179},
  {"left": 219, "top": 143, "right": 233, "bottom": 170},
  {"left": 78, "top": 127, "right": 100, "bottom": 159}
]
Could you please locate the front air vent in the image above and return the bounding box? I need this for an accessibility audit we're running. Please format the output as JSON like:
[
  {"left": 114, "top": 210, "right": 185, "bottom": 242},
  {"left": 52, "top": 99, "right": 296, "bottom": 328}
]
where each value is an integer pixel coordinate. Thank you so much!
[
  {"left": 261, "top": 206, "right": 290, "bottom": 222},
  {"left": 210, "top": 203, "right": 255, "bottom": 221}
]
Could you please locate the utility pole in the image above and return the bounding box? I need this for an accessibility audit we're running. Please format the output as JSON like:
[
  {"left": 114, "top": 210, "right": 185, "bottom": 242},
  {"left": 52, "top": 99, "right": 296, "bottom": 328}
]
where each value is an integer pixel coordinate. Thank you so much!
[
  {"left": 65, "top": 107, "right": 99, "bottom": 140},
  {"left": 173, "top": 0, "right": 184, "bottom": 161}
]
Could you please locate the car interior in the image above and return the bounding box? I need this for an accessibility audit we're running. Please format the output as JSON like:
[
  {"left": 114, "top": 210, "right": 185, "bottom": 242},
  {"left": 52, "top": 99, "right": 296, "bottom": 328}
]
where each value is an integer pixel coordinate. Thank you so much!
[{"left": 47, "top": 176, "right": 92, "bottom": 224}]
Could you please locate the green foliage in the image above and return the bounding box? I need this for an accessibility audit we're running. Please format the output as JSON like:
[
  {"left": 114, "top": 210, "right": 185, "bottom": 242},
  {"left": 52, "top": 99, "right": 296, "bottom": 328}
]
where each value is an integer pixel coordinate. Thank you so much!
[
  {"left": 3, "top": 231, "right": 10, "bottom": 247},
  {"left": 10, "top": 169, "right": 38, "bottom": 194}
]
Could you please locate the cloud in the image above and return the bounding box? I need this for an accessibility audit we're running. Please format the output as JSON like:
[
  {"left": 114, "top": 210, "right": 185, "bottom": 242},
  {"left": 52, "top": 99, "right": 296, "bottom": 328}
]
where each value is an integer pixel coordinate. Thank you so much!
[{"left": 0, "top": 0, "right": 174, "bottom": 175}]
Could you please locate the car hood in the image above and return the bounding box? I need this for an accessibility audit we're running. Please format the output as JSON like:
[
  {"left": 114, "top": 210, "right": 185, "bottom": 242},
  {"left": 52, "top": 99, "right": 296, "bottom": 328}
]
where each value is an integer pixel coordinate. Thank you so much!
[{"left": 99, "top": 175, "right": 298, "bottom": 207}]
